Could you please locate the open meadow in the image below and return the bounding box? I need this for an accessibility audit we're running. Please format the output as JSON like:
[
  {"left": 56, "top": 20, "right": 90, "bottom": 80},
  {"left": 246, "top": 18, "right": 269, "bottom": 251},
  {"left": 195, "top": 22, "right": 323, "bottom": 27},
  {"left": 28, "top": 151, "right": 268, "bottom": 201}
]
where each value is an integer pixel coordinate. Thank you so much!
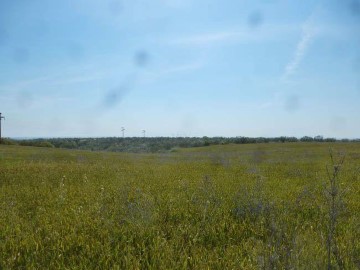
[{"left": 1, "top": 143, "right": 359, "bottom": 269}]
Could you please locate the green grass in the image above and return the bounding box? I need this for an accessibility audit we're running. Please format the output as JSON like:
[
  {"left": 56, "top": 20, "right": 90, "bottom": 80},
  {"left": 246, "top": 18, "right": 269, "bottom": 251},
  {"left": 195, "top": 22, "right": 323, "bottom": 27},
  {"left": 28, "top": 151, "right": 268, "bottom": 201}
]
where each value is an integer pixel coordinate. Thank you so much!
[{"left": 1, "top": 143, "right": 359, "bottom": 269}]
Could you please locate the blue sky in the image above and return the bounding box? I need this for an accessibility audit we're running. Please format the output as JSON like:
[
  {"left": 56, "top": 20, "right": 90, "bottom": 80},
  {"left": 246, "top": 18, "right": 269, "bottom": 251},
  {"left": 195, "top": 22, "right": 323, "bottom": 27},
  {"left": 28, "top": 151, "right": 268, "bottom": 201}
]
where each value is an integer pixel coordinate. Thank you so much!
[{"left": 0, "top": 0, "right": 359, "bottom": 138}]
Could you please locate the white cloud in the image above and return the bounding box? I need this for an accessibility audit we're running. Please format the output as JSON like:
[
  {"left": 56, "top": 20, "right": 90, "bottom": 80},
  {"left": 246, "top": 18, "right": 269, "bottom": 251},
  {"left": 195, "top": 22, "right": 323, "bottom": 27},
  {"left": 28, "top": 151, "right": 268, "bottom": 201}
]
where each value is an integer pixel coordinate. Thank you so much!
[{"left": 282, "top": 15, "right": 318, "bottom": 81}]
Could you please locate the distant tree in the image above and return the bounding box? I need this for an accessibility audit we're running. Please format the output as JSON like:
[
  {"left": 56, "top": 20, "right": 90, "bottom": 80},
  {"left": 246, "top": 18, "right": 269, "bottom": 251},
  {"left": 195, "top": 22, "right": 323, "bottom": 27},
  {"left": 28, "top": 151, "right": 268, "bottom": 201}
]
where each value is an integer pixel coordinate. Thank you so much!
[
  {"left": 287, "top": 137, "right": 298, "bottom": 142},
  {"left": 314, "top": 135, "right": 324, "bottom": 142},
  {"left": 203, "top": 136, "right": 210, "bottom": 146},
  {"left": 300, "top": 136, "right": 314, "bottom": 142}
]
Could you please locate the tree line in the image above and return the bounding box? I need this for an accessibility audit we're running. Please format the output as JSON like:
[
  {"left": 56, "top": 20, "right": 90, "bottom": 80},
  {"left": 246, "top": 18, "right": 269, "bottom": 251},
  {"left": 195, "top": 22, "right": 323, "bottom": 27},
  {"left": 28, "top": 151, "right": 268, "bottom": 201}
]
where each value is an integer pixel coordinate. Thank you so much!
[{"left": 1, "top": 136, "right": 359, "bottom": 153}]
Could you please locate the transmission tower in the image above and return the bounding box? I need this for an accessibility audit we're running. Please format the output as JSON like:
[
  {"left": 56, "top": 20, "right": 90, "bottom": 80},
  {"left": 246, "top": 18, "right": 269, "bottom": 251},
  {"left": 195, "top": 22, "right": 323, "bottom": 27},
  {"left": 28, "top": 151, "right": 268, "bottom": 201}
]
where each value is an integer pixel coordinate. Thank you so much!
[
  {"left": 0, "top": 113, "right": 5, "bottom": 144},
  {"left": 142, "top": 130, "right": 146, "bottom": 138},
  {"left": 121, "top": 127, "right": 125, "bottom": 138}
]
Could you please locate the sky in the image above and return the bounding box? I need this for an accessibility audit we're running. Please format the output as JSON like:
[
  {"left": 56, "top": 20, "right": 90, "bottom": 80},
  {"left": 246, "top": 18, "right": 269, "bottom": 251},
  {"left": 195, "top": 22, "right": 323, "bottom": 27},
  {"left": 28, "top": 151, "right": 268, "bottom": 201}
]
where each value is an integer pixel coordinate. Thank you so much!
[{"left": 0, "top": 0, "right": 359, "bottom": 138}]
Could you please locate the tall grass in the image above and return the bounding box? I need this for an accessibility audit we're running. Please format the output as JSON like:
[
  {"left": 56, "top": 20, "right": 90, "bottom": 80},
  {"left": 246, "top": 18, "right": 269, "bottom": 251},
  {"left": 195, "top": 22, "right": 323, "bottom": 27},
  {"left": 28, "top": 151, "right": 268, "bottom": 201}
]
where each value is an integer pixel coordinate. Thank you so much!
[{"left": 0, "top": 143, "right": 359, "bottom": 269}]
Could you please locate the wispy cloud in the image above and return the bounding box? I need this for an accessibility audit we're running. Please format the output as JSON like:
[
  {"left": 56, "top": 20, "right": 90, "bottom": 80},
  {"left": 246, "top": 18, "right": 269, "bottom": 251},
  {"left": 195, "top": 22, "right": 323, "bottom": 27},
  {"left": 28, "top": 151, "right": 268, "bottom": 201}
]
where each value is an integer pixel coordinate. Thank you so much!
[
  {"left": 169, "top": 25, "right": 298, "bottom": 47},
  {"left": 0, "top": 77, "right": 51, "bottom": 93},
  {"left": 282, "top": 15, "right": 318, "bottom": 81},
  {"left": 171, "top": 31, "right": 247, "bottom": 46},
  {"left": 0, "top": 71, "right": 107, "bottom": 94},
  {"left": 140, "top": 61, "right": 204, "bottom": 84},
  {"left": 258, "top": 91, "right": 283, "bottom": 109},
  {"left": 155, "top": 61, "right": 204, "bottom": 75},
  {"left": 49, "top": 73, "right": 106, "bottom": 86}
]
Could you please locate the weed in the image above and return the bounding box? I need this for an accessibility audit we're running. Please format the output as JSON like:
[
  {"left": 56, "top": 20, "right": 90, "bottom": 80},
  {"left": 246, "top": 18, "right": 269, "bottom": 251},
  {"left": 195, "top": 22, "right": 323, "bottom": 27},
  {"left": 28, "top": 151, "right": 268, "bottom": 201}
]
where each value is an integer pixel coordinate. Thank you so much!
[{"left": 325, "top": 149, "right": 346, "bottom": 269}]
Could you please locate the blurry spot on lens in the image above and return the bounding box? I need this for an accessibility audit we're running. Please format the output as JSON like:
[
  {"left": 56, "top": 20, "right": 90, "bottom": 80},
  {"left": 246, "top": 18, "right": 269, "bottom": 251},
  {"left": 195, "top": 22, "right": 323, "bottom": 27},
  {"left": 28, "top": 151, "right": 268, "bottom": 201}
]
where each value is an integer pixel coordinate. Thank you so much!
[
  {"left": 329, "top": 116, "right": 347, "bottom": 131},
  {"left": 0, "top": 28, "right": 8, "bottom": 46},
  {"left": 104, "top": 86, "right": 129, "bottom": 108},
  {"left": 67, "top": 43, "right": 85, "bottom": 61},
  {"left": 349, "top": 0, "right": 360, "bottom": 16},
  {"left": 284, "top": 95, "right": 300, "bottom": 112},
  {"left": 353, "top": 56, "right": 360, "bottom": 71},
  {"left": 134, "top": 51, "right": 149, "bottom": 67},
  {"left": 248, "top": 10, "right": 263, "bottom": 28},
  {"left": 34, "top": 20, "right": 50, "bottom": 37},
  {"left": 108, "top": 0, "right": 122, "bottom": 16},
  {"left": 17, "top": 92, "right": 33, "bottom": 108},
  {"left": 12, "top": 48, "right": 30, "bottom": 64}
]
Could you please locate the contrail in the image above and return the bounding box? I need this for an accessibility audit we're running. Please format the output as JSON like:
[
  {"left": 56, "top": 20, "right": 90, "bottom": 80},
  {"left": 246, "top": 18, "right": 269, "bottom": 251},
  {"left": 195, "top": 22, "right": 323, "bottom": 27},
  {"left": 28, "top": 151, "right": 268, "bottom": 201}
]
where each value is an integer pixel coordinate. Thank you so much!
[{"left": 283, "top": 15, "right": 318, "bottom": 80}]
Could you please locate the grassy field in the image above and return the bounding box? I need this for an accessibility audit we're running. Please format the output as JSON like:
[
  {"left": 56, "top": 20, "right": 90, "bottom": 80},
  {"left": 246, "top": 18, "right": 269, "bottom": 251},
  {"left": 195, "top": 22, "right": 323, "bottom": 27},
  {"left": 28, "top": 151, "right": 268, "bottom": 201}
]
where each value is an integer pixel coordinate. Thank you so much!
[{"left": 1, "top": 143, "right": 359, "bottom": 269}]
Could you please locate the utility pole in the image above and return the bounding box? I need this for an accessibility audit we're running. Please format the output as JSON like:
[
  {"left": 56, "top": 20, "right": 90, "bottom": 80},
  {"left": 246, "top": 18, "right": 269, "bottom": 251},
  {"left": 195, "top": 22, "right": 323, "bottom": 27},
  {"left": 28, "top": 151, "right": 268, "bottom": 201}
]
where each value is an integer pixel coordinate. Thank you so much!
[
  {"left": 0, "top": 113, "right": 5, "bottom": 144},
  {"left": 121, "top": 127, "right": 125, "bottom": 138}
]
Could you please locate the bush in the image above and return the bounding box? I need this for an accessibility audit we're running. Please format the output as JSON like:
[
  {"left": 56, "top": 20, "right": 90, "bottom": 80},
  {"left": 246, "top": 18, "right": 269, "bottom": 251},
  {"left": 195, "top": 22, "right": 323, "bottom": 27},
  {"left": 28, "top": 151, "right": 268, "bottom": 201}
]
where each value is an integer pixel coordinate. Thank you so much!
[{"left": 0, "top": 138, "right": 17, "bottom": 145}]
